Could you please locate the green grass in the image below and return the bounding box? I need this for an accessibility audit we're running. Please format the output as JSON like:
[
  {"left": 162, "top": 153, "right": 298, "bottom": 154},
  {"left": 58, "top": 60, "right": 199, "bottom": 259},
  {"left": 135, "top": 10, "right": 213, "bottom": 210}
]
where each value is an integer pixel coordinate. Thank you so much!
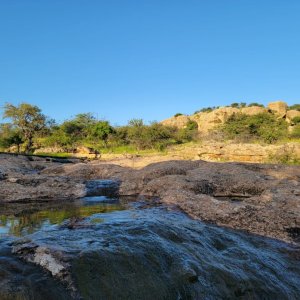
[
  {"left": 99, "top": 145, "right": 165, "bottom": 155},
  {"left": 34, "top": 152, "right": 73, "bottom": 158}
]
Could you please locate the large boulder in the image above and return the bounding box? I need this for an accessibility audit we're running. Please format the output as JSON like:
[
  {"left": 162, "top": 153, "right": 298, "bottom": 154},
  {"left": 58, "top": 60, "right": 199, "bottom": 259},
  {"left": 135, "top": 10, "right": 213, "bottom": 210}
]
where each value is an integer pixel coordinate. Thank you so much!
[
  {"left": 267, "top": 101, "right": 288, "bottom": 117},
  {"left": 241, "top": 106, "right": 267, "bottom": 115},
  {"left": 191, "top": 107, "right": 240, "bottom": 132},
  {"left": 160, "top": 114, "right": 190, "bottom": 129},
  {"left": 286, "top": 110, "right": 300, "bottom": 124}
]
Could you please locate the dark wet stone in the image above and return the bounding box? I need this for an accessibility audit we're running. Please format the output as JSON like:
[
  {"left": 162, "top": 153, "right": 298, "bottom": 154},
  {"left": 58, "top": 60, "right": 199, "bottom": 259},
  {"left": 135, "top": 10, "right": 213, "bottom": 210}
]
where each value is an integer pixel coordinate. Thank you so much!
[
  {"left": 85, "top": 180, "right": 120, "bottom": 197},
  {"left": 9, "top": 207, "right": 300, "bottom": 300}
]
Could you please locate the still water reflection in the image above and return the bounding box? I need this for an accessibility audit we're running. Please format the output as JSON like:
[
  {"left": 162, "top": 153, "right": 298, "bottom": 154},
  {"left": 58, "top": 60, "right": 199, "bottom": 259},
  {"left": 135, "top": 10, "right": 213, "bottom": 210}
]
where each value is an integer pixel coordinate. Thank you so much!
[{"left": 0, "top": 197, "right": 126, "bottom": 237}]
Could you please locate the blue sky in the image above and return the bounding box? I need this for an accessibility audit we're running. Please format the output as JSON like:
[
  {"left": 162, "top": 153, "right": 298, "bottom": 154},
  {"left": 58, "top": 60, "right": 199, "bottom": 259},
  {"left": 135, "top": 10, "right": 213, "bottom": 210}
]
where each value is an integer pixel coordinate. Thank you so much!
[{"left": 0, "top": 0, "right": 299, "bottom": 125}]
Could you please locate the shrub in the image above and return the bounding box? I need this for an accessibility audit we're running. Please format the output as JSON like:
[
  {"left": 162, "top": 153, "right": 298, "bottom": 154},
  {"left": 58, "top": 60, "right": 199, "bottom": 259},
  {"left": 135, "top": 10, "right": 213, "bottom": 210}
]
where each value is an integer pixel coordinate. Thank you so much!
[
  {"left": 291, "top": 116, "right": 300, "bottom": 125},
  {"left": 174, "top": 113, "right": 183, "bottom": 117},
  {"left": 194, "top": 107, "right": 215, "bottom": 114},
  {"left": 222, "top": 113, "right": 288, "bottom": 143},
  {"left": 248, "top": 103, "right": 264, "bottom": 107},
  {"left": 289, "top": 104, "right": 300, "bottom": 111},
  {"left": 268, "top": 145, "right": 300, "bottom": 165},
  {"left": 289, "top": 124, "right": 300, "bottom": 138}
]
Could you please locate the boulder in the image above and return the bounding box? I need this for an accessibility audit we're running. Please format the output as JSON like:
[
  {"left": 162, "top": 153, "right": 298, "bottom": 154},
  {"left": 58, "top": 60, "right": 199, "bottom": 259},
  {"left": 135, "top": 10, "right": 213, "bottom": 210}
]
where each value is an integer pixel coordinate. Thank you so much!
[
  {"left": 161, "top": 115, "right": 190, "bottom": 129},
  {"left": 267, "top": 101, "right": 288, "bottom": 117},
  {"left": 76, "top": 146, "right": 96, "bottom": 155},
  {"left": 191, "top": 107, "right": 240, "bottom": 132},
  {"left": 241, "top": 106, "right": 267, "bottom": 115},
  {"left": 286, "top": 110, "right": 300, "bottom": 124}
]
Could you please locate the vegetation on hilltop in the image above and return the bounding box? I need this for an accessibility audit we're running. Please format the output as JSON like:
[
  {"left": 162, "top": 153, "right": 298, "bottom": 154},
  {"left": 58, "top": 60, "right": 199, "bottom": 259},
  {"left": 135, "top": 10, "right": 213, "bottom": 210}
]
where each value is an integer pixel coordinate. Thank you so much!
[{"left": 221, "top": 113, "right": 288, "bottom": 143}]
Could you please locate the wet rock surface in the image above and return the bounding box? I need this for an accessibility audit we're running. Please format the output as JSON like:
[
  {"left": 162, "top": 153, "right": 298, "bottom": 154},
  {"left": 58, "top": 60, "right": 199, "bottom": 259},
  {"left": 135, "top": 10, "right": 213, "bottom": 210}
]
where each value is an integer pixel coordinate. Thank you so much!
[
  {"left": 0, "top": 154, "right": 86, "bottom": 202},
  {"left": 41, "top": 159, "right": 300, "bottom": 243},
  {"left": 2, "top": 202, "right": 300, "bottom": 299},
  {"left": 1, "top": 165, "right": 300, "bottom": 299},
  {"left": 1, "top": 153, "right": 300, "bottom": 242}
]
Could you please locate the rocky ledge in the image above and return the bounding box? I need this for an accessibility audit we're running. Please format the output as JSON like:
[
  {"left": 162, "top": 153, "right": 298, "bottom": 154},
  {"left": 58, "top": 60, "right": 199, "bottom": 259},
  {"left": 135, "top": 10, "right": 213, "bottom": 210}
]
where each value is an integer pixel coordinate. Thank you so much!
[
  {"left": 7, "top": 207, "right": 300, "bottom": 299},
  {"left": 0, "top": 153, "right": 299, "bottom": 243}
]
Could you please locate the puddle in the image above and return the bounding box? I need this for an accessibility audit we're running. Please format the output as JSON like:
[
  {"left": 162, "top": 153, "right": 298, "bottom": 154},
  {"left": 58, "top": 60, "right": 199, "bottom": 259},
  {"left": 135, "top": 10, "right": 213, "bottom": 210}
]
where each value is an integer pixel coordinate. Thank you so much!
[{"left": 0, "top": 196, "right": 128, "bottom": 238}]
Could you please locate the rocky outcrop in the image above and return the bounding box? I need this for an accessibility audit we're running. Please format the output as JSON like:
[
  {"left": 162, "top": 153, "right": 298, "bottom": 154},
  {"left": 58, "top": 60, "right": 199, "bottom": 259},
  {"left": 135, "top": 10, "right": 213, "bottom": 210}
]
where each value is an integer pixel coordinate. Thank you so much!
[
  {"left": 1, "top": 154, "right": 299, "bottom": 243},
  {"left": 0, "top": 154, "right": 86, "bottom": 202},
  {"left": 240, "top": 106, "right": 267, "bottom": 115},
  {"left": 40, "top": 159, "right": 300, "bottom": 243},
  {"left": 161, "top": 114, "right": 191, "bottom": 128},
  {"left": 0, "top": 175, "right": 86, "bottom": 202},
  {"left": 267, "top": 101, "right": 288, "bottom": 117},
  {"left": 9, "top": 206, "right": 300, "bottom": 299},
  {"left": 286, "top": 109, "right": 300, "bottom": 124},
  {"left": 190, "top": 107, "right": 240, "bottom": 132},
  {"left": 194, "top": 142, "right": 300, "bottom": 163},
  {"left": 160, "top": 101, "right": 298, "bottom": 132}
]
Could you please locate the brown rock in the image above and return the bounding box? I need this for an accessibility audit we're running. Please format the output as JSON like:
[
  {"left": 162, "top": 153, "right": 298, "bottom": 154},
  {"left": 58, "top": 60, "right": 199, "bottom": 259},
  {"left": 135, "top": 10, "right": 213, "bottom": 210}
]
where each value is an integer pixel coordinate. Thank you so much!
[
  {"left": 241, "top": 106, "right": 267, "bottom": 115},
  {"left": 2, "top": 154, "right": 300, "bottom": 243},
  {"left": 161, "top": 115, "right": 190, "bottom": 129},
  {"left": 190, "top": 107, "right": 240, "bottom": 132},
  {"left": 267, "top": 101, "right": 288, "bottom": 117},
  {"left": 286, "top": 110, "right": 300, "bottom": 124}
]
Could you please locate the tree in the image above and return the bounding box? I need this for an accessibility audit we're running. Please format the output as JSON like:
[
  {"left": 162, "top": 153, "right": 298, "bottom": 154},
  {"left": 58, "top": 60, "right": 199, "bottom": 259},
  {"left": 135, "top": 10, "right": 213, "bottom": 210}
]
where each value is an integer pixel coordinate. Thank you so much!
[
  {"left": 0, "top": 123, "right": 23, "bottom": 152},
  {"left": 3, "top": 102, "right": 47, "bottom": 153},
  {"left": 230, "top": 103, "right": 240, "bottom": 108},
  {"left": 88, "top": 121, "right": 114, "bottom": 146}
]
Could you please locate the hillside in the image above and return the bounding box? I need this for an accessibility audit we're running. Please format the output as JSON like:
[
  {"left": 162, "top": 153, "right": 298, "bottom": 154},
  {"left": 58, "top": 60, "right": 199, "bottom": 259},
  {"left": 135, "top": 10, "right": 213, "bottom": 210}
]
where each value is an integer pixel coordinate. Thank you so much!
[{"left": 161, "top": 101, "right": 300, "bottom": 133}]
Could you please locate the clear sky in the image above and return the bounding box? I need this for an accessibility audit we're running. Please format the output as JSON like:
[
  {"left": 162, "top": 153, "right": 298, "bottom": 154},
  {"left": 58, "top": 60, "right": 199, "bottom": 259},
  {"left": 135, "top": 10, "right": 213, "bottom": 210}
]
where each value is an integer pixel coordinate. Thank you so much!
[{"left": 0, "top": 0, "right": 299, "bottom": 125}]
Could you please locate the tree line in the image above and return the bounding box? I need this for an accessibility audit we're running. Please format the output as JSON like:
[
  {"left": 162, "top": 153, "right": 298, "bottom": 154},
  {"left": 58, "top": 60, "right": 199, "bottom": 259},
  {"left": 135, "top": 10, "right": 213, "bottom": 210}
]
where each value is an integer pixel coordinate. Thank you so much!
[
  {"left": 1, "top": 102, "right": 299, "bottom": 154},
  {"left": 0, "top": 102, "right": 198, "bottom": 154}
]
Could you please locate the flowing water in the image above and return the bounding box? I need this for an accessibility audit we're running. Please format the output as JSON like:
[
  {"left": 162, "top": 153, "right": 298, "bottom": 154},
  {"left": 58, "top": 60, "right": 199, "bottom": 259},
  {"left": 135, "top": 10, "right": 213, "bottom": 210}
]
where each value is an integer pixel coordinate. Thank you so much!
[{"left": 0, "top": 181, "right": 300, "bottom": 299}]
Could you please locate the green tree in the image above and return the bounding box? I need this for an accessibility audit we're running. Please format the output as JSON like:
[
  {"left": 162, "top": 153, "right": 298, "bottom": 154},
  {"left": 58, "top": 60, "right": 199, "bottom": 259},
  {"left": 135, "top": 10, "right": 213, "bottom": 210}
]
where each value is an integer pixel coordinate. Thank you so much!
[
  {"left": 88, "top": 121, "right": 114, "bottom": 146},
  {"left": 0, "top": 123, "right": 23, "bottom": 152},
  {"left": 230, "top": 103, "right": 240, "bottom": 108},
  {"left": 3, "top": 103, "right": 47, "bottom": 153}
]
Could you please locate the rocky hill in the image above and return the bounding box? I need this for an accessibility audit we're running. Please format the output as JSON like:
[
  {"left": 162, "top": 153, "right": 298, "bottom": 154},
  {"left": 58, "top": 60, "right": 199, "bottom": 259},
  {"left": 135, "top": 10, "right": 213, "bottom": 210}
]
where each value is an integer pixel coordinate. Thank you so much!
[{"left": 161, "top": 101, "right": 300, "bottom": 132}]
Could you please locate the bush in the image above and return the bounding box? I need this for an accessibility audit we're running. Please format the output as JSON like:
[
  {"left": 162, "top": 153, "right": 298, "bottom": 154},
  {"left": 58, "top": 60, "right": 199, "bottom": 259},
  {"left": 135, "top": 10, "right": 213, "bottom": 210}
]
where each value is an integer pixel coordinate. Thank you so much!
[
  {"left": 125, "top": 121, "right": 178, "bottom": 151},
  {"left": 248, "top": 103, "right": 264, "bottom": 107},
  {"left": 174, "top": 113, "right": 183, "bottom": 117},
  {"left": 289, "top": 104, "right": 300, "bottom": 111},
  {"left": 222, "top": 113, "right": 288, "bottom": 143},
  {"left": 289, "top": 124, "right": 300, "bottom": 138},
  {"left": 268, "top": 145, "right": 300, "bottom": 165},
  {"left": 194, "top": 107, "right": 217, "bottom": 114},
  {"left": 291, "top": 116, "right": 300, "bottom": 125}
]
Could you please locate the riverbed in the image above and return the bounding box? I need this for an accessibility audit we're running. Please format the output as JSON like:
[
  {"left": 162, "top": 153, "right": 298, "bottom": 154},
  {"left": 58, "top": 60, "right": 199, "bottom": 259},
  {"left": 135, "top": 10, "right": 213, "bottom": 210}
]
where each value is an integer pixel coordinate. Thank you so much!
[{"left": 0, "top": 182, "right": 300, "bottom": 299}]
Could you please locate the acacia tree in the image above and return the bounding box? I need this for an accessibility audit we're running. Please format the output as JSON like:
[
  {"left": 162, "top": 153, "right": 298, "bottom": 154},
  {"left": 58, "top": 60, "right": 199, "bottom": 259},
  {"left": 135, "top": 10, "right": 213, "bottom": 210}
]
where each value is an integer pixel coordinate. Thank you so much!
[{"left": 3, "top": 102, "right": 47, "bottom": 153}]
